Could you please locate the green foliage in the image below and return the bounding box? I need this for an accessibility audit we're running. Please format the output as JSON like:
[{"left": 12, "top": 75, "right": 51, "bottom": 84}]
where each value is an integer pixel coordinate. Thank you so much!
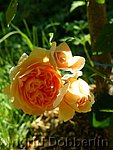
[
  {"left": 92, "top": 112, "right": 111, "bottom": 128},
  {"left": 0, "top": 93, "right": 36, "bottom": 149},
  {"left": 70, "top": 1, "right": 85, "bottom": 12},
  {"left": 61, "top": 20, "right": 89, "bottom": 51},
  {"left": 92, "top": 93, "right": 113, "bottom": 128},
  {"left": 95, "top": 0, "right": 105, "bottom": 4},
  {"left": 11, "top": 24, "right": 34, "bottom": 51},
  {"left": 6, "top": 0, "right": 18, "bottom": 25}
]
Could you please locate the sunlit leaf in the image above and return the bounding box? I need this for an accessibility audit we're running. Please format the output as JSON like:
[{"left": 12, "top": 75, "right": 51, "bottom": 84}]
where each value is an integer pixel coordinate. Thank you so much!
[
  {"left": 92, "top": 112, "right": 111, "bottom": 128},
  {"left": 70, "top": 1, "right": 85, "bottom": 12},
  {"left": 93, "top": 93, "right": 113, "bottom": 113},
  {"left": 95, "top": 0, "right": 105, "bottom": 4},
  {"left": 100, "top": 110, "right": 113, "bottom": 113},
  {"left": 6, "top": 0, "right": 18, "bottom": 25},
  {"left": 92, "top": 93, "right": 113, "bottom": 128}
]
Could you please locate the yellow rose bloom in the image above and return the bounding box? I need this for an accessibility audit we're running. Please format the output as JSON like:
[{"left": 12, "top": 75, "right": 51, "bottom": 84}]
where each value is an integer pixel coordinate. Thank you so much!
[
  {"left": 51, "top": 42, "right": 85, "bottom": 73},
  {"left": 59, "top": 78, "right": 94, "bottom": 122},
  {"left": 5, "top": 47, "right": 66, "bottom": 115}
]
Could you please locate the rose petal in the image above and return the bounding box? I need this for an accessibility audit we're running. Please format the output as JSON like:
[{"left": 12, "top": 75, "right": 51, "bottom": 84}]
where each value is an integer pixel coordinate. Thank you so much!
[
  {"left": 17, "top": 48, "right": 50, "bottom": 71},
  {"left": 13, "top": 95, "right": 45, "bottom": 115},
  {"left": 63, "top": 91, "right": 80, "bottom": 111},
  {"left": 50, "top": 42, "right": 57, "bottom": 70},
  {"left": 9, "top": 66, "right": 18, "bottom": 81},
  {"left": 18, "top": 53, "right": 28, "bottom": 65},
  {"left": 55, "top": 42, "right": 71, "bottom": 52},
  {"left": 76, "top": 94, "right": 94, "bottom": 113},
  {"left": 68, "top": 78, "right": 82, "bottom": 96},
  {"left": 70, "top": 56, "right": 85, "bottom": 71},
  {"left": 64, "top": 92, "right": 93, "bottom": 113},
  {"left": 58, "top": 99, "right": 75, "bottom": 122},
  {"left": 53, "top": 82, "right": 69, "bottom": 108},
  {"left": 54, "top": 43, "right": 85, "bottom": 73},
  {"left": 63, "top": 78, "right": 94, "bottom": 113},
  {"left": 28, "top": 47, "right": 50, "bottom": 63},
  {"left": 9, "top": 53, "right": 28, "bottom": 81},
  {"left": 77, "top": 78, "right": 90, "bottom": 96},
  {"left": 12, "top": 82, "right": 45, "bottom": 115},
  {"left": 89, "top": 92, "right": 95, "bottom": 104}
]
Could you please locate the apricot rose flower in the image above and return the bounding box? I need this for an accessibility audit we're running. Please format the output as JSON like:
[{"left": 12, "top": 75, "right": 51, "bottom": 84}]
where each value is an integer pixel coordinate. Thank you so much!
[
  {"left": 5, "top": 47, "right": 68, "bottom": 115},
  {"left": 59, "top": 77, "right": 94, "bottom": 122},
  {"left": 5, "top": 42, "right": 94, "bottom": 121},
  {"left": 50, "top": 42, "right": 85, "bottom": 73}
]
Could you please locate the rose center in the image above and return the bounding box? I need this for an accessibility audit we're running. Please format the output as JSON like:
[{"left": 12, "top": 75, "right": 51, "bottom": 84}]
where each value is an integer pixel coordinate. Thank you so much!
[
  {"left": 56, "top": 52, "right": 66, "bottom": 63},
  {"left": 19, "top": 63, "right": 61, "bottom": 108},
  {"left": 77, "top": 97, "right": 86, "bottom": 107}
]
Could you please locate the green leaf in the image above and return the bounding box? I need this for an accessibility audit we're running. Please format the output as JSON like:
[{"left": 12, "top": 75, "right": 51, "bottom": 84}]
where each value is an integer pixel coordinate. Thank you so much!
[
  {"left": 0, "top": 31, "right": 19, "bottom": 43},
  {"left": 95, "top": 0, "right": 105, "bottom": 4},
  {"left": 100, "top": 110, "right": 113, "bottom": 113},
  {"left": 93, "top": 93, "right": 113, "bottom": 114},
  {"left": 0, "top": 25, "right": 34, "bottom": 51},
  {"left": 6, "top": 0, "right": 18, "bottom": 25},
  {"left": 92, "top": 93, "right": 113, "bottom": 128},
  {"left": 93, "top": 23, "right": 113, "bottom": 55},
  {"left": 70, "top": 1, "right": 85, "bottom": 12},
  {"left": 11, "top": 24, "right": 34, "bottom": 51},
  {"left": 92, "top": 112, "right": 111, "bottom": 128}
]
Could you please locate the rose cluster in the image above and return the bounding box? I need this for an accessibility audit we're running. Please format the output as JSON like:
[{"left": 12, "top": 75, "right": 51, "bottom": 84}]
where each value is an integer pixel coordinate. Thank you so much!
[{"left": 5, "top": 42, "right": 94, "bottom": 121}]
